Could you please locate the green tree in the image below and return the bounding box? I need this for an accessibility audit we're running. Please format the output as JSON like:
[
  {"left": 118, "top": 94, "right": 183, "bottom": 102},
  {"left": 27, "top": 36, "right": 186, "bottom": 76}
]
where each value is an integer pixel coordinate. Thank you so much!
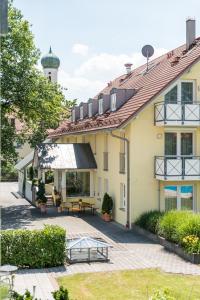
[{"left": 1, "top": 1, "right": 74, "bottom": 166}]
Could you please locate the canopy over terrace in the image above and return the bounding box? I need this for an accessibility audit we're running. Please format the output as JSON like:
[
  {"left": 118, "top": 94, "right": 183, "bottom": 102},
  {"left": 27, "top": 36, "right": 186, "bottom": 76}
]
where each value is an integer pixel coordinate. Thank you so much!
[{"left": 33, "top": 143, "right": 97, "bottom": 201}]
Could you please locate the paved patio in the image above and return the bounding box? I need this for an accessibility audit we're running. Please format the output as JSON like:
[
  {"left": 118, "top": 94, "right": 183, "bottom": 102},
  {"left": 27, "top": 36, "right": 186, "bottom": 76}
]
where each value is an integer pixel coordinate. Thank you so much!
[{"left": 1, "top": 182, "right": 200, "bottom": 299}]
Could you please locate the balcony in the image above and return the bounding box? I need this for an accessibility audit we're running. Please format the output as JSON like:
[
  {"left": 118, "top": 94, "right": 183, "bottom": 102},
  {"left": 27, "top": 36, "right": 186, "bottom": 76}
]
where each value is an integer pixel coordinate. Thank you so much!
[
  {"left": 155, "top": 156, "right": 200, "bottom": 180},
  {"left": 154, "top": 102, "right": 200, "bottom": 126}
]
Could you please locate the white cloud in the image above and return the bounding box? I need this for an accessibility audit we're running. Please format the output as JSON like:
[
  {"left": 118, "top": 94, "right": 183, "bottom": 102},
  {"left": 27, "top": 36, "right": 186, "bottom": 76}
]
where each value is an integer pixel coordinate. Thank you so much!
[
  {"left": 58, "top": 47, "right": 168, "bottom": 102},
  {"left": 72, "top": 43, "right": 89, "bottom": 56}
]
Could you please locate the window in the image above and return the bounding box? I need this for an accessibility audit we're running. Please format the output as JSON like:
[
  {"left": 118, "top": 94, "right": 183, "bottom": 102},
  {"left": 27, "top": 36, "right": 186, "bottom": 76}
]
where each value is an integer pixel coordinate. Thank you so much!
[
  {"left": 120, "top": 183, "right": 126, "bottom": 209},
  {"left": 119, "top": 132, "right": 126, "bottom": 173},
  {"left": 164, "top": 81, "right": 194, "bottom": 104},
  {"left": 165, "top": 86, "right": 177, "bottom": 104},
  {"left": 164, "top": 185, "right": 193, "bottom": 211},
  {"left": 99, "top": 98, "right": 103, "bottom": 115},
  {"left": 66, "top": 172, "right": 90, "bottom": 196},
  {"left": 104, "top": 178, "right": 109, "bottom": 194},
  {"left": 88, "top": 102, "right": 93, "bottom": 117},
  {"left": 165, "top": 132, "right": 193, "bottom": 156},
  {"left": 97, "top": 177, "right": 102, "bottom": 198},
  {"left": 80, "top": 106, "right": 83, "bottom": 119},
  {"left": 111, "top": 93, "right": 116, "bottom": 111},
  {"left": 181, "top": 82, "right": 193, "bottom": 104}
]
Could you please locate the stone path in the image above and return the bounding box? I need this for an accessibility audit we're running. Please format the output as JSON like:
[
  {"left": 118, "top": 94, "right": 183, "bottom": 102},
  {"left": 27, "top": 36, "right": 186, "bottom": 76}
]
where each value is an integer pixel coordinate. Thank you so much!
[{"left": 1, "top": 182, "right": 200, "bottom": 300}]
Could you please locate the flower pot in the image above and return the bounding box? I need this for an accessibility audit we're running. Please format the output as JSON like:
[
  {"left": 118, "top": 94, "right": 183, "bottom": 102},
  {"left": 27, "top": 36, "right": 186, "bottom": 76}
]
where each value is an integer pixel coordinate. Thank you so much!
[
  {"left": 40, "top": 204, "right": 47, "bottom": 213},
  {"left": 104, "top": 213, "right": 111, "bottom": 222}
]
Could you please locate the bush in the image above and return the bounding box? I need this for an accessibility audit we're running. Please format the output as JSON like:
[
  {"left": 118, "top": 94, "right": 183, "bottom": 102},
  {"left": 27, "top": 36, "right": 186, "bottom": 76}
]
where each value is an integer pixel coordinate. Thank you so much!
[
  {"left": 52, "top": 286, "right": 69, "bottom": 300},
  {"left": 135, "top": 210, "right": 164, "bottom": 234},
  {"left": 176, "top": 214, "right": 200, "bottom": 241},
  {"left": 102, "top": 193, "right": 113, "bottom": 215},
  {"left": 36, "top": 180, "right": 47, "bottom": 204},
  {"left": 158, "top": 210, "right": 191, "bottom": 242},
  {"left": 182, "top": 235, "right": 200, "bottom": 254},
  {"left": 1, "top": 225, "right": 66, "bottom": 268}
]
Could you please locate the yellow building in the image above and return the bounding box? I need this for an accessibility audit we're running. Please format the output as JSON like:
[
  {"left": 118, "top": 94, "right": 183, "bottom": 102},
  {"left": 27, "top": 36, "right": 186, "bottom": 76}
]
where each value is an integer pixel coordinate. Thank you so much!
[{"left": 32, "top": 20, "right": 200, "bottom": 227}]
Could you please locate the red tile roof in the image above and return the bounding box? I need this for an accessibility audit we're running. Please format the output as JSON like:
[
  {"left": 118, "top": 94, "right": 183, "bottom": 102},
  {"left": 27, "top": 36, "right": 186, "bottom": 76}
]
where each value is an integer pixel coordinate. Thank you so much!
[{"left": 49, "top": 40, "right": 200, "bottom": 137}]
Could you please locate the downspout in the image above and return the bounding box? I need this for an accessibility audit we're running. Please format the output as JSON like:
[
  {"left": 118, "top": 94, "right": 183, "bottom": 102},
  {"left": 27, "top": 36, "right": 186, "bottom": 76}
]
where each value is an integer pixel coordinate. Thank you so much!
[{"left": 110, "top": 131, "right": 131, "bottom": 229}]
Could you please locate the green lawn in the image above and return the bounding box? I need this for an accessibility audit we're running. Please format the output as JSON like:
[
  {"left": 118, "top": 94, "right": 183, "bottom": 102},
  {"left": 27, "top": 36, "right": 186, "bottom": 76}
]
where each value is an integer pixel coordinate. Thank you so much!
[{"left": 57, "top": 269, "right": 200, "bottom": 300}]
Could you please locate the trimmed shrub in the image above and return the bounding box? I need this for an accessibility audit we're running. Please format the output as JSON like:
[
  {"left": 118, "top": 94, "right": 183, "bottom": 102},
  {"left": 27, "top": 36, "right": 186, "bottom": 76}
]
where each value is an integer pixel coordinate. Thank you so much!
[
  {"left": 102, "top": 193, "right": 113, "bottom": 215},
  {"left": 1, "top": 225, "right": 66, "bottom": 268},
  {"left": 158, "top": 210, "right": 191, "bottom": 242},
  {"left": 135, "top": 210, "right": 164, "bottom": 234}
]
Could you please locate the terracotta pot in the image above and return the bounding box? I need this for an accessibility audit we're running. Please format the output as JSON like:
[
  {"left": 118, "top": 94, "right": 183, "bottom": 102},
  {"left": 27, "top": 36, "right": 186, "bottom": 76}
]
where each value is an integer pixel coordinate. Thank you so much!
[
  {"left": 104, "top": 213, "right": 111, "bottom": 222},
  {"left": 40, "top": 204, "right": 47, "bottom": 213}
]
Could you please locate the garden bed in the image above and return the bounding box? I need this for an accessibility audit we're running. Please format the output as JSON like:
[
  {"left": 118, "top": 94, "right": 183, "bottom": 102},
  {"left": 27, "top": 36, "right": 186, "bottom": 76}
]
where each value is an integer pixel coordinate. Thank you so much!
[
  {"left": 134, "top": 210, "right": 200, "bottom": 264},
  {"left": 132, "top": 224, "right": 200, "bottom": 264}
]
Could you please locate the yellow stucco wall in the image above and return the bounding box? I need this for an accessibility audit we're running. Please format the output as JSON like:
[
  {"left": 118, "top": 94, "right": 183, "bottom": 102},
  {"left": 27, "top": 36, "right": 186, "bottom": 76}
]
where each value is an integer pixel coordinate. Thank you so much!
[{"left": 55, "top": 60, "right": 200, "bottom": 226}]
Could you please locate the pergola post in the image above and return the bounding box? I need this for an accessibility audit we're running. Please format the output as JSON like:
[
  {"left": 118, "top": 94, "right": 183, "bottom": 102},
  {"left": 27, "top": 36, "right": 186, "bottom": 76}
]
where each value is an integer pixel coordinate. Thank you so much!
[
  {"left": 61, "top": 170, "right": 66, "bottom": 201},
  {"left": 42, "top": 170, "right": 45, "bottom": 183},
  {"left": 54, "top": 170, "right": 59, "bottom": 190}
]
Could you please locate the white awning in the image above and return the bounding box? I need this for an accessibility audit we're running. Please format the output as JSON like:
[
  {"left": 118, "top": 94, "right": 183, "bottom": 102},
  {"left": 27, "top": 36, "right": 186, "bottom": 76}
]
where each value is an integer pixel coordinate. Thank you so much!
[
  {"left": 15, "top": 151, "right": 34, "bottom": 170},
  {"left": 33, "top": 143, "right": 97, "bottom": 170}
]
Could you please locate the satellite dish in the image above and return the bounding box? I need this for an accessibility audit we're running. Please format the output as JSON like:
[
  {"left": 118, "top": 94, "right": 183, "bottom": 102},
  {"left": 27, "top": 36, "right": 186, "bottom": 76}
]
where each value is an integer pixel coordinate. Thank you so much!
[{"left": 142, "top": 45, "right": 154, "bottom": 71}]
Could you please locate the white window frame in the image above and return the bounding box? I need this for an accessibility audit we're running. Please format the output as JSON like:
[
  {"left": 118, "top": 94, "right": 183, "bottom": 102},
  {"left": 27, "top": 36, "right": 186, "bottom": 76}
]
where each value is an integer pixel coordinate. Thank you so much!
[
  {"left": 88, "top": 102, "right": 93, "bottom": 117},
  {"left": 104, "top": 178, "right": 109, "bottom": 194},
  {"left": 97, "top": 177, "right": 102, "bottom": 199},
  {"left": 164, "top": 130, "right": 195, "bottom": 156},
  {"left": 120, "top": 183, "right": 126, "bottom": 209},
  {"left": 99, "top": 98, "right": 103, "bottom": 115},
  {"left": 163, "top": 80, "right": 195, "bottom": 104},
  {"left": 111, "top": 93, "right": 117, "bottom": 111},
  {"left": 164, "top": 184, "right": 194, "bottom": 211},
  {"left": 80, "top": 106, "right": 84, "bottom": 119}
]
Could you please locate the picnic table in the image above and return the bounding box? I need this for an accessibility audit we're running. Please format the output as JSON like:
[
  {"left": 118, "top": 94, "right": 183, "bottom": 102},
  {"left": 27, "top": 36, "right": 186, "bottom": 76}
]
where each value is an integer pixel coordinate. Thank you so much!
[{"left": 61, "top": 200, "right": 98, "bottom": 215}]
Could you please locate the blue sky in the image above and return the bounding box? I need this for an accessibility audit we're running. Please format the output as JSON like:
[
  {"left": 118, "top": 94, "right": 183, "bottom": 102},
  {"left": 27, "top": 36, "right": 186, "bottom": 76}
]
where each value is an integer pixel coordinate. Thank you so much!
[{"left": 14, "top": 0, "right": 200, "bottom": 101}]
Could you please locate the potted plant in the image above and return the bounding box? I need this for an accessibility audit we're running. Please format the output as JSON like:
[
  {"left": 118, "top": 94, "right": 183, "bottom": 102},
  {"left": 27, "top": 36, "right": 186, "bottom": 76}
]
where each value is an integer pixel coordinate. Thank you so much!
[
  {"left": 52, "top": 286, "right": 69, "bottom": 300},
  {"left": 36, "top": 180, "right": 47, "bottom": 213},
  {"left": 101, "top": 193, "right": 113, "bottom": 222}
]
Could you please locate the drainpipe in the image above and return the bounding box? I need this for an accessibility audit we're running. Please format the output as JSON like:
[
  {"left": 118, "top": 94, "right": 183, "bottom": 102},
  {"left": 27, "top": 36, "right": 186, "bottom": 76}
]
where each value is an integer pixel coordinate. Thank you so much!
[{"left": 110, "top": 131, "right": 131, "bottom": 229}]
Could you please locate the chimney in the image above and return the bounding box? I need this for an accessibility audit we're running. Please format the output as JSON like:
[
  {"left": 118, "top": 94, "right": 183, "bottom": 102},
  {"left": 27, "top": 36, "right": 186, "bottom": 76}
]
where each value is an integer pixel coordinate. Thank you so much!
[
  {"left": 124, "top": 63, "right": 133, "bottom": 75},
  {"left": 186, "top": 18, "right": 196, "bottom": 50}
]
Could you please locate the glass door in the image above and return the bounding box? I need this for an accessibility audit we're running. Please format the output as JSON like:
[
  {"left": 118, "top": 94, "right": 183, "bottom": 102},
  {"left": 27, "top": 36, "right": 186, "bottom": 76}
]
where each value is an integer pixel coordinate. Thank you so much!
[
  {"left": 181, "top": 133, "right": 193, "bottom": 156},
  {"left": 181, "top": 82, "right": 193, "bottom": 104},
  {"left": 165, "top": 133, "right": 177, "bottom": 157}
]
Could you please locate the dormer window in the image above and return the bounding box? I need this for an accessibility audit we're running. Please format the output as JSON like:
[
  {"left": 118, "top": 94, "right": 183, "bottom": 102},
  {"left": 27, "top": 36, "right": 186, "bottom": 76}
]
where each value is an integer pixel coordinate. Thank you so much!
[
  {"left": 88, "top": 102, "right": 92, "bottom": 117},
  {"left": 99, "top": 98, "right": 103, "bottom": 115},
  {"left": 111, "top": 93, "right": 116, "bottom": 111},
  {"left": 80, "top": 106, "right": 84, "bottom": 119}
]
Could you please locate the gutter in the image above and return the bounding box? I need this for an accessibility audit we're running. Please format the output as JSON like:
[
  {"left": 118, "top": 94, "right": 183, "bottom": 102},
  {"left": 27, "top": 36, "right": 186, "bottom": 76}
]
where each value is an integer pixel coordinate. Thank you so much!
[{"left": 109, "top": 130, "right": 131, "bottom": 229}]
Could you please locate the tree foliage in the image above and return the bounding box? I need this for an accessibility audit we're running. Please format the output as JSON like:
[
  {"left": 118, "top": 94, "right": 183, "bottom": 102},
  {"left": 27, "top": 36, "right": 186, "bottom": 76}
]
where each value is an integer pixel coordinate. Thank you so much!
[{"left": 1, "top": 1, "right": 74, "bottom": 165}]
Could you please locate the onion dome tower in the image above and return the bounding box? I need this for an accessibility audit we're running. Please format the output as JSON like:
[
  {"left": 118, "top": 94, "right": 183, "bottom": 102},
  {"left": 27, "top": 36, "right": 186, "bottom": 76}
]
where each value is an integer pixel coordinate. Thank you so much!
[{"left": 41, "top": 46, "right": 60, "bottom": 83}]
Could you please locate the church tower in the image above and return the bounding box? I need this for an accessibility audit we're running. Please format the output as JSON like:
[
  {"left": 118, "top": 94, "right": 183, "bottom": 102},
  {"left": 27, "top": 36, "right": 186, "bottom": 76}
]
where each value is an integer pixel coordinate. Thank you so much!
[{"left": 41, "top": 47, "right": 60, "bottom": 83}]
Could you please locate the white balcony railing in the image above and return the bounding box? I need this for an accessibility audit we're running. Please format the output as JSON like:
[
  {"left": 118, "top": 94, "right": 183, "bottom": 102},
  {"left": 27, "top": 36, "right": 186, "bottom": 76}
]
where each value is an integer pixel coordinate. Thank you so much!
[
  {"left": 154, "top": 102, "right": 200, "bottom": 126},
  {"left": 155, "top": 156, "right": 200, "bottom": 180}
]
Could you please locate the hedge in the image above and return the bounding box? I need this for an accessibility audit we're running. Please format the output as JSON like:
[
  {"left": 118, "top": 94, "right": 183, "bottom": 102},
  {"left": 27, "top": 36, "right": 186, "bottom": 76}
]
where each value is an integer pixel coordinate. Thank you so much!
[
  {"left": 135, "top": 210, "right": 164, "bottom": 234},
  {"left": 1, "top": 225, "right": 66, "bottom": 268},
  {"left": 136, "top": 210, "right": 200, "bottom": 254}
]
